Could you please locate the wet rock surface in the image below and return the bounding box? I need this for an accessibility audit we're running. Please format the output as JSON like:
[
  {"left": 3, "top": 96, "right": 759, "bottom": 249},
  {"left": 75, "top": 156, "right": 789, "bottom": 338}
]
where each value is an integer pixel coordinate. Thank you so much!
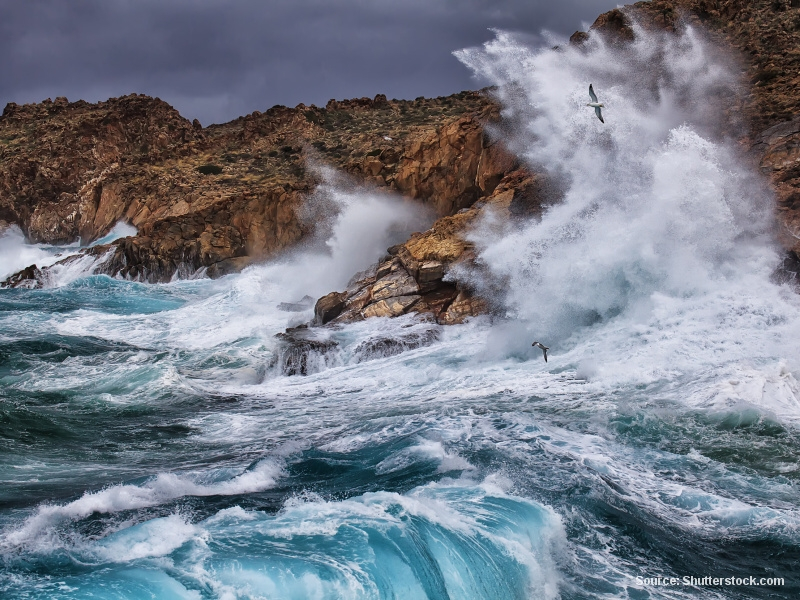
[
  {"left": 352, "top": 325, "right": 441, "bottom": 362},
  {"left": 314, "top": 292, "right": 348, "bottom": 325},
  {"left": 2, "top": 264, "right": 45, "bottom": 289},
  {"left": 272, "top": 325, "right": 339, "bottom": 376}
]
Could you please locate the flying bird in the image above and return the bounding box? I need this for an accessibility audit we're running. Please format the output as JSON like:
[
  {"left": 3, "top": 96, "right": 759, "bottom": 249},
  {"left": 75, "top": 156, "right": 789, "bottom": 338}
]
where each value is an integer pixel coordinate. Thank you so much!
[
  {"left": 587, "top": 84, "right": 605, "bottom": 123},
  {"left": 532, "top": 341, "right": 549, "bottom": 362}
]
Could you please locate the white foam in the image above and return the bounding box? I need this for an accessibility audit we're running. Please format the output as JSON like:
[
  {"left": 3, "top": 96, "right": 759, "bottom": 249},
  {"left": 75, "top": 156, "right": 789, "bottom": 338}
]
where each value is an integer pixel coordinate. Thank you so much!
[
  {"left": 266, "top": 167, "right": 434, "bottom": 300},
  {"left": 41, "top": 247, "right": 115, "bottom": 288},
  {"left": 450, "top": 25, "right": 800, "bottom": 423},
  {"left": 94, "top": 514, "right": 202, "bottom": 562},
  {"left": 88, "top": 220, "right": 137, "bottom": 246},
  {"left": 1, "top": 459, "right": 283, "bottom": 552},
  {"left": 190, "top": 479, "right": 565, "bottom": 600},
  {"left": 375, "top": 439, "right": 475, "bottom": 474},
  {"left": 0, "top": 225, "right": 78, "bottom": 281}
]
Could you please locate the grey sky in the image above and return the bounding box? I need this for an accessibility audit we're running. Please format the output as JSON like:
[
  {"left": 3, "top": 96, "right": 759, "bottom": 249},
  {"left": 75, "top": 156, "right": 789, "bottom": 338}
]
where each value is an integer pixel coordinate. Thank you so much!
[{"left": 1, "top": 0, "right": 621, "bottom": 125}]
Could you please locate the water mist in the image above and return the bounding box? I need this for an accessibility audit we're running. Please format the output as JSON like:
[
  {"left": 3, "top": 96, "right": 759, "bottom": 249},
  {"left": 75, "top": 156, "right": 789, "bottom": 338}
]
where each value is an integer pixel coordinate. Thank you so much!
[{"left": 456, "top": 25, "right": 800, "bottom": 407}]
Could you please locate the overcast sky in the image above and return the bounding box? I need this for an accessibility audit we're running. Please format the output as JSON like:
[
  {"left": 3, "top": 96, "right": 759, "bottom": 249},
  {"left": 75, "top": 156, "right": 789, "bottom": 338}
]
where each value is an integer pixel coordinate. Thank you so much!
[{"left": 1, "top": 0, "right": 621, "bottom": 125}]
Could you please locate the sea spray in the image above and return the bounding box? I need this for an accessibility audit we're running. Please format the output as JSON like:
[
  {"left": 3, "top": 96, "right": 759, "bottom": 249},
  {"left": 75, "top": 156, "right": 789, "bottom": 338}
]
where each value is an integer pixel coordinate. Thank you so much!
[
  {"left": 0, "top": 226, "right": 76, "bottom": 281},
  {"left": 286, "top": 166, "right": 434, "bottom": 299},
  {"left": 453, "top": 24, "right": 800, "bottom": 396}
]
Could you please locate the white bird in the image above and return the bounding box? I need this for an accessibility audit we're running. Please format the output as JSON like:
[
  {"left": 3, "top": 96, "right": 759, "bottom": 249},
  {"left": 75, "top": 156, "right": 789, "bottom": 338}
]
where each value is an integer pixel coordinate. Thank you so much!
[
  {"left": 532, "top": 341, "right": 549, "bottom": 362},
  {"left": 383, "top": 136, "right": 393, "bottom": 141},
  {"left": 587, "top": 84, "right": 604, "bottom": 123}
]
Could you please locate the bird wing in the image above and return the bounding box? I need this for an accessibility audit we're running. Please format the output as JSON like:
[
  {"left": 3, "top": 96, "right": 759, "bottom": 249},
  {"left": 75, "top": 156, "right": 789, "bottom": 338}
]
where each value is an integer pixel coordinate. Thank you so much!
[
  {"left": 595, "top": 106, "right": 604, "bottom": 123},
  {"left": 589, "top": 84, "right": 598, "bottom": 103},
  {"left": 543, "top": 348, "right": 548, "bottom": 362}
]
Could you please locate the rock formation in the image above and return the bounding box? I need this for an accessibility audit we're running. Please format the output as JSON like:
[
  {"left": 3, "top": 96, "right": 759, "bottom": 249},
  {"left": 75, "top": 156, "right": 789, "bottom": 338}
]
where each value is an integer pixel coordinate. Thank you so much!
[
  {"left": 305, "top": 0, "right": 800, "bottom": 327},
  {"left": 1, "top": 91, "right": 516, "bottom": 283},
  {"left": 312, "top": 168, "right": 536, "bottom": 325}
]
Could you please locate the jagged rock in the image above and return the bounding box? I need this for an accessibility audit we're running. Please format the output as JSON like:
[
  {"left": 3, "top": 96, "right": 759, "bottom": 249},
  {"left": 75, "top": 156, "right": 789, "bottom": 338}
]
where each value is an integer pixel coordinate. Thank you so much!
[
  {"left": 393, "top": 111, "right": 518, "bottom": 215},
  {"left": 339, "top": 286, "right": 372, "bottom": 319},
  {"left": 439, "top": 291, "right": 489, "bottom": 325},
  {"left": 375, "top": 257, "right": 403, "bottom": 280},
  {"left": 409, "top": 284, "right": 459, "bottom": 322},
  {"left": 273, "top": 326, "right": 338, "bottom": 376},
  {"left": 315, "top": 291, "right": 348, "bottom": 324},
  {"left": 2, "top": 264, "right": 44, "bottom": 289},
  {"left": 362, "top": 295, "right": 421, "bottom": 318},
  {"left": 371, "top": 267, "right": 419, "bottom": 302},
  {"left": 417, "top": 261, "right": 445, "bottom": 293},
  {"left": 589, "top": 8, "right": 635, "bottom": 43}
]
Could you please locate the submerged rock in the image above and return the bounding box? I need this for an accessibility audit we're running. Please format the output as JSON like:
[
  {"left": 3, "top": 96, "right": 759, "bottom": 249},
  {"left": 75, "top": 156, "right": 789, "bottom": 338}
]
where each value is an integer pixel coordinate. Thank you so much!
[
  {"left": 273, "top": 325, "right": 339, "bottom": 376},
  {"left": 2, "top": 264, "right": 44, "bottom": 289},
  {"left": 352, "top": 325, "right": 441, "bottom": 362}
]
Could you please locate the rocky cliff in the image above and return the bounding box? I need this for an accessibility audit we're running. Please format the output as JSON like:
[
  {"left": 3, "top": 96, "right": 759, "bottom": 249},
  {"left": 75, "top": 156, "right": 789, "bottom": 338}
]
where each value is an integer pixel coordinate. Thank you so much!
[
  {"left": 1, "top": 91, "right": 516, "bottom": 283},
  {"left": 302, "top": 0, "right": 800, "bottom": 327}
]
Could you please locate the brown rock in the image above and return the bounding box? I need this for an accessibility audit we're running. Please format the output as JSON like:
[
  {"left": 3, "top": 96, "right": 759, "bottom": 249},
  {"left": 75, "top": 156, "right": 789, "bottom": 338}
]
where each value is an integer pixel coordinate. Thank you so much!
[
  {"left": 417, "top": 260, "right": 445, "bottom": 292},
  {"left": 439, "top": 291, "right": 489, "bottom": 325},
  {"left": 314, "top": 291, "right": 347, "bottom": 324},
  {"left": 362, "top": 294, "right": 421, "bottom": 318},
  {"left": 371, "top": 268, "right": 420, "bottom": 301},
  {"left": 0, "top": 90, "right": 507, "bottom": 282},
  {"left": 409, "top": 284, "right": 459, "bottom": 320},
  {"left": 364, "top": 158, "right": 384, "bottom": 176}
]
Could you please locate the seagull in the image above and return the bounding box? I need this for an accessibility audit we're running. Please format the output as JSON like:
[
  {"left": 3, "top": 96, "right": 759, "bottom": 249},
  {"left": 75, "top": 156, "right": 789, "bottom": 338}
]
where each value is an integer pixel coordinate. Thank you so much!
[
  {"left": 532, "top": 341, "right": 549, "bottom": 362},
  {"left": 587, "top": 84, "right": 604, "bottom": 123}
]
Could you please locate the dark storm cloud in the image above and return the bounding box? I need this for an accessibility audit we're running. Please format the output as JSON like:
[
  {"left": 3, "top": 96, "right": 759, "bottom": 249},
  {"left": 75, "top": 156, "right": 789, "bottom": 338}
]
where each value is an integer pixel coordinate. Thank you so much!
[{"left": 1, "top": 0, "right": 620, "bottom": 125}]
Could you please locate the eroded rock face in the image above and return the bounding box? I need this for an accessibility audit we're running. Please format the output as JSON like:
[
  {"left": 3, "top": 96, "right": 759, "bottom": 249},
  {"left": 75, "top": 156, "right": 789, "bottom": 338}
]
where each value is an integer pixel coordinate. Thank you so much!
[
  {"left": 272, "top": 326, "right": 339, "bottom": 376},
  {"left": 2, "top": 91, "right": 515, "bottom": 283}
]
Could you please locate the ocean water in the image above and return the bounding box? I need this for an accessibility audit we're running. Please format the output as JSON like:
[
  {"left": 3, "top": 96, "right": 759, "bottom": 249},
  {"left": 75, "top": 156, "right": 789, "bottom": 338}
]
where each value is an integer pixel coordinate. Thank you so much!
[{"left": 2, "top": 26, "right": 800, "bottom": 599}]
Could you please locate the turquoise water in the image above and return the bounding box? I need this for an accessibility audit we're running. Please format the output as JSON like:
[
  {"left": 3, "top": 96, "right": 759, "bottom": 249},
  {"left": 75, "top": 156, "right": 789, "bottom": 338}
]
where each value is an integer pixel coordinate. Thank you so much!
[{"left": 1, "top": 270, "right": 798, "bottom": 599}]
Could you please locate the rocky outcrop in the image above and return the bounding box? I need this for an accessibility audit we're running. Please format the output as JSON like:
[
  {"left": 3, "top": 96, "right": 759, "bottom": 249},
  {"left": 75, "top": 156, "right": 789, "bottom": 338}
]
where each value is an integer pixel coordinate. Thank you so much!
[
  {"left": 2, "top": 91, "right": 515, "bottom": 284},
  {"left": 311, "top": 168, "right": 536, "bottom": 325},
  {"left": 1, "top": 264, "right": 44, "bottom": 289}
]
